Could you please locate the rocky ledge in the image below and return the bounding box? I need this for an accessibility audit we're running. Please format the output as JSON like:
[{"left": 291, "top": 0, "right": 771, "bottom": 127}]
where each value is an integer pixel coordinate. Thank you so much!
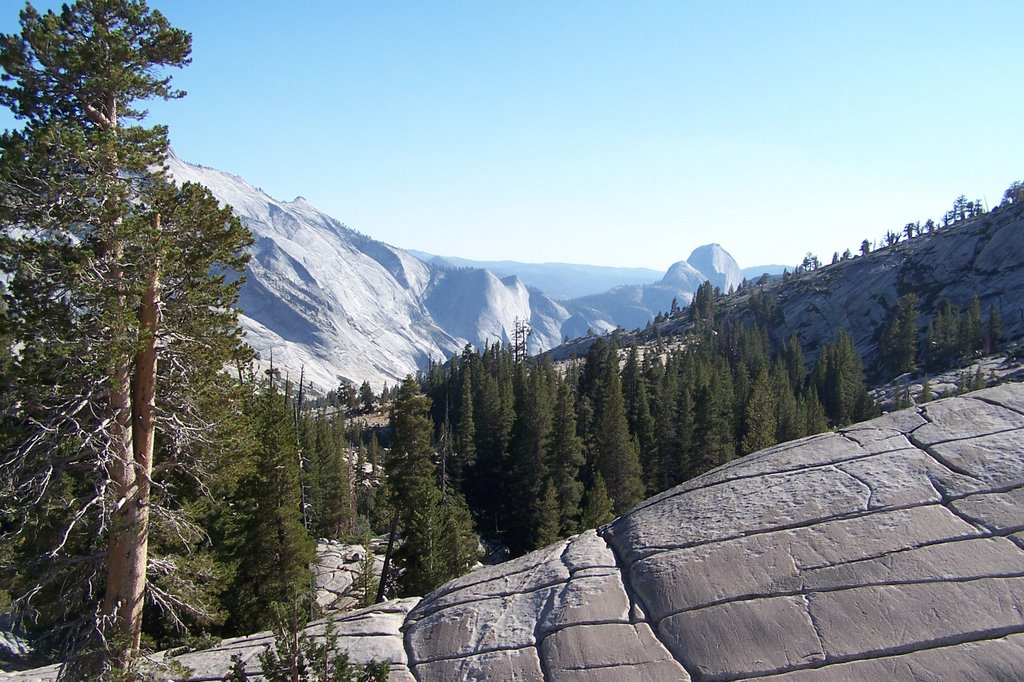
[{"left": 5, "top": 383, "right": 1024, "bottom": 681}]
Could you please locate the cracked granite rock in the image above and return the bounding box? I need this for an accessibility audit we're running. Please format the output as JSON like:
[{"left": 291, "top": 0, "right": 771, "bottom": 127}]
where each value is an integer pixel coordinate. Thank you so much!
[
  {"left": 313, "top": 540, "right": 386, "bottom": 612},
  {"left": 5, "top": 384, "right": 1024, "bottom": 681},
  {"left": 405, "top": 385, "right": 1024, "bottom": 681}
]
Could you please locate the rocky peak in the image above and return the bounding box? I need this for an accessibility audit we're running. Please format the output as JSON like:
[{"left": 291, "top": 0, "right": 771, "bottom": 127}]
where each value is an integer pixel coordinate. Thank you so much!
[{"left": 687, "top": 242, "right": 743, "bottom": 292}]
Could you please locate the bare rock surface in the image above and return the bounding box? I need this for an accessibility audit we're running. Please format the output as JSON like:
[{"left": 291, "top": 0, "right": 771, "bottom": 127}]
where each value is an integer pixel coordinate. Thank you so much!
[
  {"left": 5, "top": 384, "right": 1024, "bottom": 681},
  {"left": 313, "top": 540, "right": 385, "bottom": 612},
  {"left": 402, "top": 384, "right": 1024, "bottom": 680},
  {"left": 0, "top": 599, "right": 419, "bottom": 682}
]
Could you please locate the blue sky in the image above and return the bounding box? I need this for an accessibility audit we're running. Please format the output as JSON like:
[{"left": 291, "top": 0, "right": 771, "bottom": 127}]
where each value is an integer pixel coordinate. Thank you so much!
[{"left": 2, "top": 1, "right": 1022, "bottom": 271}]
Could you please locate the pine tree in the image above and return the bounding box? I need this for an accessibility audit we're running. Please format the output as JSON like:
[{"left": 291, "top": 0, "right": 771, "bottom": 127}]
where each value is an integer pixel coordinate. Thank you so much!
[
  {"left": 385, "top": 377, "right": 476, "bottom": 596},
  {"left": 741, "top": 365, "right": 777, "bottom": 455},
  {"left": 671, "top": 380, "right": 696, "bottom": 484},
  {"left": 814, "top": 330, "right": 875, "bottom": 427},
  {"left": 352, "top": 534, "right": 379, "bottom": 610},
  {"left": 254, "top": 608, "right": 390, "bottom": 682},
  {"left": 732, "top": 359, "right": 751, "bottom": 436},
  {"left": 505, "top": 362, "right": 554, "bottom": 554},
  {"left": 437, "top": 493, "right": 480, "bottom": 580},
  {"left": 367, "top": 433, "right": 381, "bottom": 476},
  {"left": 0, "top": 2, "right": 251, "bottom": 666},
  {"left": 593, "top": 360, "right": 644, "bottom": 515},
  {"left": 532, "top": 481, "right": 562, "bottom": 549},
  {"left": 548, "top": 380, "right": 585, "bottom": 535},
  {"left": 224, "top": 385, "right": 316, "bottom": 636},
  {"left": 879, "top": 293, "right": 920, "bottom": 375},
  {"left": 925, "top": 301, "right": 962, "bottom": 371},
  {"left": 398, "top": 487, "right": 444, "bottom": 597},
  {"left": 622, "top": 346, "right": 657, "bottom": 492},
  {"left": 691, "top": 281, "right": 717, "bottom": 327},
  {"left": 359, "top": 381, "right": 375, "bottom": 412},
  {"left": 297, "top": 412, "right": 319, "bottom": 533},
  {"left": 652, "top": 356, "right": 682, "bottom": 489},
  {"left": 770, "top": 360, "right": 802, "bottom": 442},
  {"left": 580, "top": 473, "right": 615, "bottom": 529},
  {"left": 384, "top": 377, "right": 438, "bottom": 594},
  {"left": 961, "top": 294, "right": 984, "bottom": 358},
  {"left": 893, "top": 382, "right": 913, "bottom": 410},
  {"left": 783, "top": 333, "right": 805, "bottom": 394},
  {"left": 986, "top": 304, "right": 1002, "bottom": 354},
  {"left": 315, "top": 413, "right": 353, "bottom": 540},
  {"left": 453, "top": 358, "right": 476, "bottom": 487},
  {"left": 800, "top": 387, "right": 829, "bottom": 435},
  {"left": 692, "top": 358, "right": 736, "bottom": 475},
  {"left": 467, "top": 359, "right": 509, "bottom": 534}
]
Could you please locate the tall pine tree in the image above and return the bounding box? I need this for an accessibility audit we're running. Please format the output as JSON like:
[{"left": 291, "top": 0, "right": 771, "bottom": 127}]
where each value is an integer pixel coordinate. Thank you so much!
[
  {"left": 385, "top": 378, "right": 477, "bottom": 597},
  {"left": 0, "top": 2, "right": 251, "bottom": 667},
  {"left": 741, "top": 364, "right": 777, "bottom": 455},
  {"left": 547, "top": 380, "right": 585, "bottom": 535},
  {"left": 222, "top": 384, "right": 316, "bottom": 637},
  {"left": 592, "top": 356, "right": 644, "bottom": 515}
]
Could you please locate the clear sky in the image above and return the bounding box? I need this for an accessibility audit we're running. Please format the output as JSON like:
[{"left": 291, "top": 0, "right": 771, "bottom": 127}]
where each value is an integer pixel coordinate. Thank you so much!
[{"left": 2, "top": 1, "right": 1022, "bottom": 271}]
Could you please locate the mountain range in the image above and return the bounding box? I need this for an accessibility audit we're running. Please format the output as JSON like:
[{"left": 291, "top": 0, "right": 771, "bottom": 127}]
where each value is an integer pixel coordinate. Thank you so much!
[
  {"left": 166, "top": 154, "right": 755, "bottom": 389},
  {"left": 407, "top": 252, "right": 664, "bottom": 301}
]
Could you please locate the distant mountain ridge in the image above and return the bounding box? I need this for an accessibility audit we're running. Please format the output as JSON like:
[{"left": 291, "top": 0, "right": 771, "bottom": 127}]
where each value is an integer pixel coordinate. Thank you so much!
[
  {"left": 741, "top": 264, "right": 789, "bottom": 279},
  {"left": 167, "top": 153, "right": 755, "bottom": 388},
  {"left": 409, "top": 252, "right": 664, "bottom": 300}
]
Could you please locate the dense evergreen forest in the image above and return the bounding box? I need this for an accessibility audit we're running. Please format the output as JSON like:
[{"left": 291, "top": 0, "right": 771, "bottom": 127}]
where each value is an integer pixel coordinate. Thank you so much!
[{"left": 417, "top": 283, "right": 877, "bottom": 559}]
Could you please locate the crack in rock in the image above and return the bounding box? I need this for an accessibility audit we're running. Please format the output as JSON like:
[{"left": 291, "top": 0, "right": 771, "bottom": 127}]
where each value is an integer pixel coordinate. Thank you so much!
[
  {"left": 631, "top": 496, "right": 959, "bottom": 562},
  {"left": 734, "top": 625, "right": 1024, "bottom": 681},
  {"left": 596, "top": 526, "right": 697, "bottom": 679},
  {"left": 906, "top": 430, "right": 984, "bottom": 482}
]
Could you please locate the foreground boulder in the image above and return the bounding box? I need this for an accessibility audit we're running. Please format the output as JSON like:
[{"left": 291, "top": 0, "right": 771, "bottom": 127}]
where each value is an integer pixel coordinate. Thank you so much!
[{"left": 5, "top": 384, "right": 1024, "bottom": 681}]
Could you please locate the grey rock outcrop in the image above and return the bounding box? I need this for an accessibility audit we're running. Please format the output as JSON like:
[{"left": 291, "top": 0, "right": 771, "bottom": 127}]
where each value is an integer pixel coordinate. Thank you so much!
[
  {"left": 313, "top": 541, "right": 386, "bottom": 613},
  {"left": 6, "top": 384, "right": 1024, "bottom": 680},
  {"left": 735, "top": 203, "right": 1024, "bottom": 371},
  {"left": 0, "top": 600, "right": 420, "bottom": 682},
  {"left": 403, "top": 383, "right": 1024, "bottom": 680}
]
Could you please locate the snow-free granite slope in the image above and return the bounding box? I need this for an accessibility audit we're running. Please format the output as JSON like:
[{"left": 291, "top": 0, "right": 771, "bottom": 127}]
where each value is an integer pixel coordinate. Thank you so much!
[
  {"left": 740, "top": 201, "right": 1024, "bottom": 371},
  {"left": 5, "top": 384, "right": 1023, "bottom": 681},
  {"left": 165, "top": 152, "right": 572, "bottom": 390},
  {"left": 403, "top": 383, "right": 1024, "bottom": 681}
]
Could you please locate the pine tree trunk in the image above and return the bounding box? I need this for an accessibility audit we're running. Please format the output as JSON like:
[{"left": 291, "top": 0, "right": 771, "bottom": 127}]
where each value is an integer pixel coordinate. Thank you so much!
[
  {"left": 103, "top": 216, "right": 161, "bottom": 659},
  {"left": 376, "top": 513, "right": 399, "bottom": 603}
]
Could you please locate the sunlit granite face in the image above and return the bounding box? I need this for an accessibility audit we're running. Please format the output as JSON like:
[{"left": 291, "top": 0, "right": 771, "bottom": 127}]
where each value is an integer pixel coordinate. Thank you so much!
[
  {"left": 404, "top": 383, "right": 1024, "bottom": 681},
  {"left": 6, "top": 384, "right": 1024, "bottom": 682}
]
